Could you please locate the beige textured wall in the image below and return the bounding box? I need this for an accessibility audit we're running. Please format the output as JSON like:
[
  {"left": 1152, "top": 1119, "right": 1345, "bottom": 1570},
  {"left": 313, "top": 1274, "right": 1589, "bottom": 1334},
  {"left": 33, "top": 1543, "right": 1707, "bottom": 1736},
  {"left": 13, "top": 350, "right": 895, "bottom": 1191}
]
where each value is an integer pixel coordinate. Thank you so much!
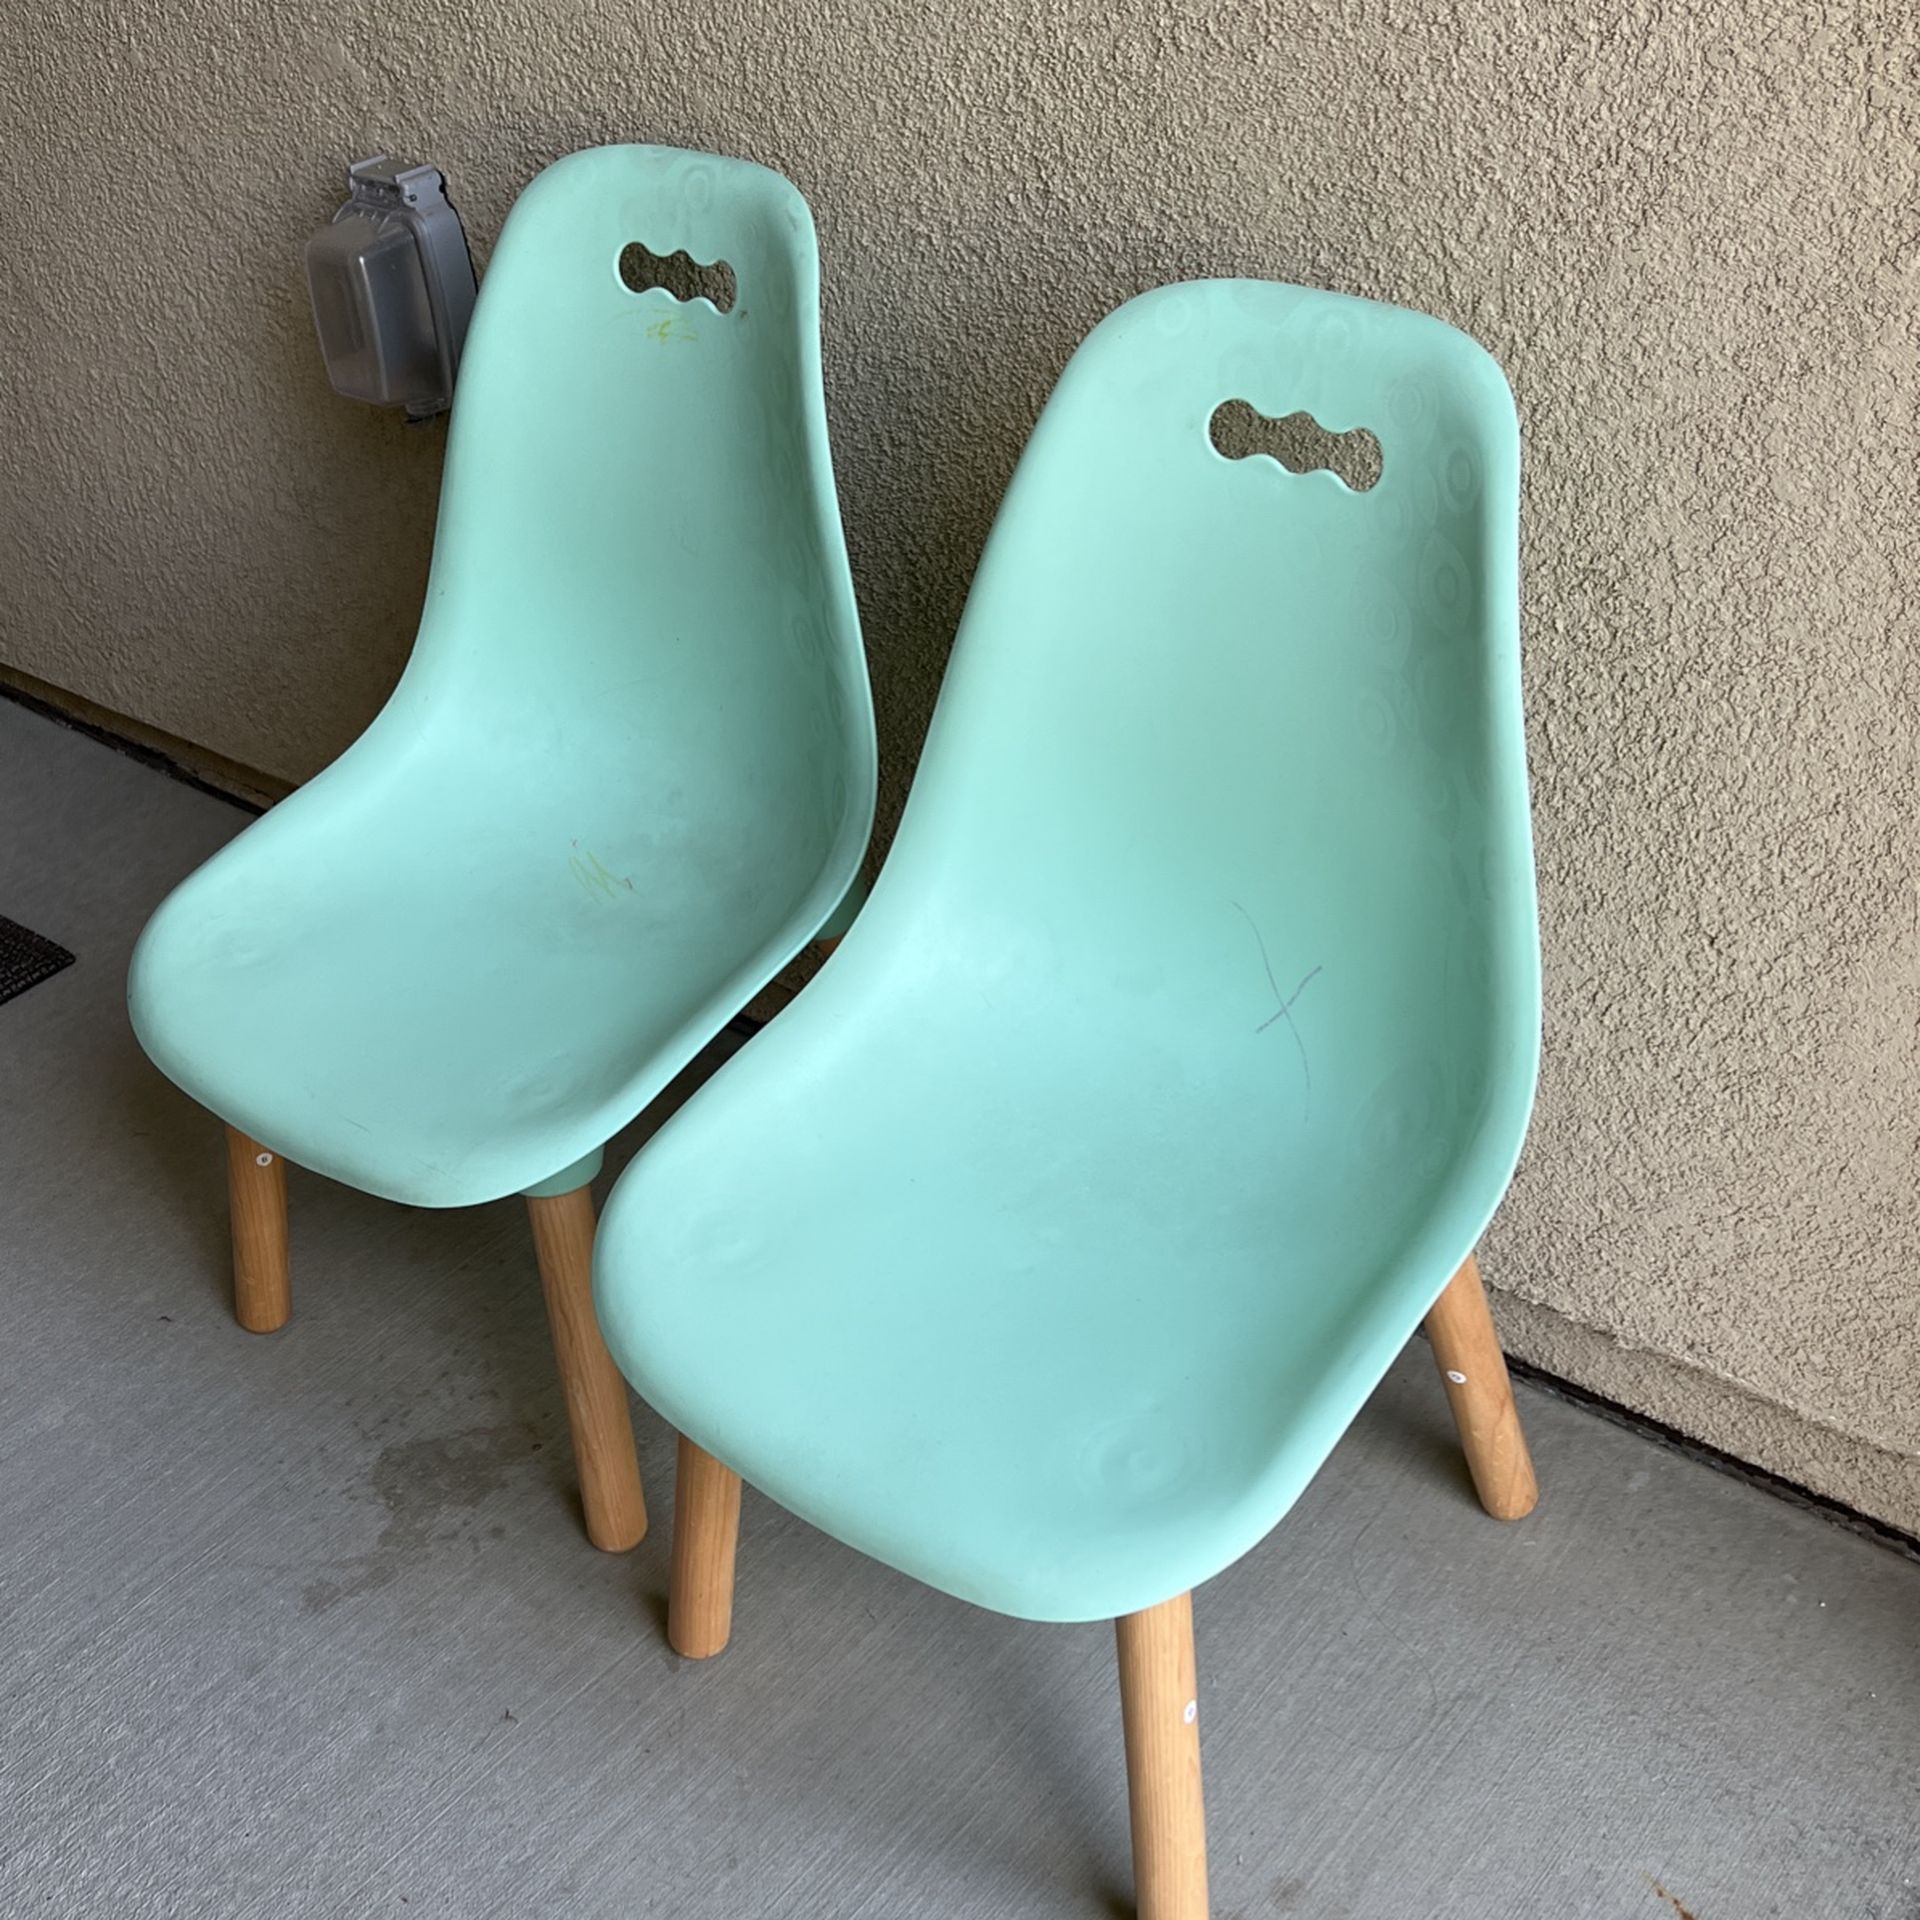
[{"left": 4, "top": 3, "right": 1916, "bottom": 1527}]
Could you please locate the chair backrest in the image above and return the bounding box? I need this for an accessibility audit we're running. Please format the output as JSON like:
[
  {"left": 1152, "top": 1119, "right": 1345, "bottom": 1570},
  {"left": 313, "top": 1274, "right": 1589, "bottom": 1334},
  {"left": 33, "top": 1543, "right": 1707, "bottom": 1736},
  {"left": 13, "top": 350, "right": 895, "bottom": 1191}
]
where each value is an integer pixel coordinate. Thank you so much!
[
  {"left": 861, "top": 280, "right": 1538, "bottom": 1232},
  {"left": 389, "top": 144, "right": 873, "bottom": 915}
]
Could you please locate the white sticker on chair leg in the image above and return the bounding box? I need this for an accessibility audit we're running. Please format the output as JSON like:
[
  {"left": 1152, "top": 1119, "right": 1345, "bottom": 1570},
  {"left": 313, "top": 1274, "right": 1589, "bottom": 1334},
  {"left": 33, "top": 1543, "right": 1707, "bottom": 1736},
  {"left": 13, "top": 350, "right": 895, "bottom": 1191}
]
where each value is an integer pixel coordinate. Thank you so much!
[
  {"left": 1183, "top": 1700, "right": 1197, "bottom": 1725},
  {"left": 1446, "top": 1370, "right": 1467, "bottom": 1384},
  {"left": 255, "top": 1152, "right": 274, "bottom": 1167}
]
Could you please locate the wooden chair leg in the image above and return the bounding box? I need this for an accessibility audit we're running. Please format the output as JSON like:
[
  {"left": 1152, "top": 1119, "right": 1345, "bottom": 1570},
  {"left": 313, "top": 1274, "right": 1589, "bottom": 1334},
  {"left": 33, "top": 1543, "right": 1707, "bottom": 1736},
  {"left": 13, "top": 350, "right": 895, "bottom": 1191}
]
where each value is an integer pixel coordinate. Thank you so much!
[
  {"left": 1115, "top": 1591, "right": 1209, "bottom": 1920},
  {"left": 525, "top": 1187, "right": 647, "bottom": 1552},
  {"left": 669, "top": 1435, "right": 742, "bottom": 1659},
  {"left": 1424, "top": 1251, "right": 1539, "bottom": 1520},
  {"left": 225, "top": 1125, "right": 290, "bottom": 1334}
]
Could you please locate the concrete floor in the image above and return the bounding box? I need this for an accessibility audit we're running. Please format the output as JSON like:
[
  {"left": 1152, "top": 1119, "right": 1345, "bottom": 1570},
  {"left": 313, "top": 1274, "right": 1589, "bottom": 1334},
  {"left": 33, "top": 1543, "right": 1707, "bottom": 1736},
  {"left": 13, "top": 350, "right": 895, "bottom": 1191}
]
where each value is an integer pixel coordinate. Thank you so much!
[{"left": 3, "top": 695, "right": 1917, "bottom": 1920}]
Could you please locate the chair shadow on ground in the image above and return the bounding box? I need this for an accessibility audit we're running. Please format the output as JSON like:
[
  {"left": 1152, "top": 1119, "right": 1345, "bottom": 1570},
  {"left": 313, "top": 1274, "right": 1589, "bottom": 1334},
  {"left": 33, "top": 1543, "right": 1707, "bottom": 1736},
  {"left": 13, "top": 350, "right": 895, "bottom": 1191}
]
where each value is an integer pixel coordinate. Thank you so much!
[{"left": 111, "top": 1031, "right": 231, "bottom": 1303}]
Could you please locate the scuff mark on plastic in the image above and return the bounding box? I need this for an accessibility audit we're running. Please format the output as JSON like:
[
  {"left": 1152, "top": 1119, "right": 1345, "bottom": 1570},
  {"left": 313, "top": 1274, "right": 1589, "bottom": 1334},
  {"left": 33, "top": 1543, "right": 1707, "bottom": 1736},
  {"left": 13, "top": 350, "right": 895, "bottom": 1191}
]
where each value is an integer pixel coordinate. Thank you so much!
[
  {"left": 570, "top": 842, "right": 634, "bottom": 900},
  {"left": 1230, "top": 899, "right": 1320, "bottom": 1120}
]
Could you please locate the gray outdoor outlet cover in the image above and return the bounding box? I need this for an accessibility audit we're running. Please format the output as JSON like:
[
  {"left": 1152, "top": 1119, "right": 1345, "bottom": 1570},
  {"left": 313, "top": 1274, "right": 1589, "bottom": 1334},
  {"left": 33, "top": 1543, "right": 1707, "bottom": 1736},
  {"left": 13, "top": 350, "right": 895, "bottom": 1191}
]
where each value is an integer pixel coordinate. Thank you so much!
[{"left": 305, "top": 157, "right": 477, "bottom": 419}]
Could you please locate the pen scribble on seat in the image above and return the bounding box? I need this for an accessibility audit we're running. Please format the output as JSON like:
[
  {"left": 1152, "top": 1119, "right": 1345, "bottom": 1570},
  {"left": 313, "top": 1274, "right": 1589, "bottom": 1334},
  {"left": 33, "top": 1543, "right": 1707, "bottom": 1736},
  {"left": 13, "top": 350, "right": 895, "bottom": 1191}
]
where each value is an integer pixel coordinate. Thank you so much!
[
  {"left": 570, "top": 842, "right": 634, "bottom": 900},
  {"left": 1230, "top": 900, "right": 1321, "bottom": 1120}
]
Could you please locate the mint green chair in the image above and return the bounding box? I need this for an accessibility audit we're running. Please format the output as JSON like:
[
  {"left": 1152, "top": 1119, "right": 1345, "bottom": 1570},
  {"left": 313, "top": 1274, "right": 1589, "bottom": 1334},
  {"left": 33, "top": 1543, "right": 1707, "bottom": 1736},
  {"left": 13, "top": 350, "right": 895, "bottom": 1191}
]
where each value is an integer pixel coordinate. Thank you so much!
[
  {"left": 128, "top": 146, "right": 876, "bottom": 1553},
  {"left": 594, "top": 281, "right": 1540, "bottom": 1915}
]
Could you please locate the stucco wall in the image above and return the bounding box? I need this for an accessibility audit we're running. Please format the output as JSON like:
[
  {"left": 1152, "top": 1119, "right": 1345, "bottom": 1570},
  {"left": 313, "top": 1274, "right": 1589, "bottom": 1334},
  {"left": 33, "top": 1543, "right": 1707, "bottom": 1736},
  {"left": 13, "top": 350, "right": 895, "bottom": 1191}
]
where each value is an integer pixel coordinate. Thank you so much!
[{"left": 4, "top": 3, "right": 1916, "bottom": 1529}]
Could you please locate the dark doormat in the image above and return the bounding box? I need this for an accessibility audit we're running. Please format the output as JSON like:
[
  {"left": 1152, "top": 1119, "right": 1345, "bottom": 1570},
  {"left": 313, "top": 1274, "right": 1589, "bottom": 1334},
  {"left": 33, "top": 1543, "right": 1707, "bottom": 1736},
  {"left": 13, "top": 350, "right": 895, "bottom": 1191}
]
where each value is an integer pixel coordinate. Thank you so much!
[{"left": 0, "top": 915, "right": 75, "bottom": 1005}]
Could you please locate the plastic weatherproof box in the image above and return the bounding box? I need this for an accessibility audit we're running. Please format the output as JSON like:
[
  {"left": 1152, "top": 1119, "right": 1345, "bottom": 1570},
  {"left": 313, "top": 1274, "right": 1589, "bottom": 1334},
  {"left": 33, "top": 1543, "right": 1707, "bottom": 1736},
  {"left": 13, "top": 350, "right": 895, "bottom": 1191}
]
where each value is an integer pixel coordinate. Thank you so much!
[{"left": 306, "top": 158, "right": 476, "bottom": 418}]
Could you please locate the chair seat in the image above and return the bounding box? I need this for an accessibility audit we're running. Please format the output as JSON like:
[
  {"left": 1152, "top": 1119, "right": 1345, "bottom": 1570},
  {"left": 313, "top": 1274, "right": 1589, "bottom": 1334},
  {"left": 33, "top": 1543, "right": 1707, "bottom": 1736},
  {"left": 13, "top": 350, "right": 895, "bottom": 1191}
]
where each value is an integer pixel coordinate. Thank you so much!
[
  {"left": 594, "top": 278, "right": 1535, "bottom": 1625},
  {"left": 594, "top": 944, "right": 1502, "bottom": 1624},
  {"left": 130, "top": 145, "right": 876, "bottom": 1210},
  {"left": 130, "top": 728, "right": 819, "bottom": 1207}
]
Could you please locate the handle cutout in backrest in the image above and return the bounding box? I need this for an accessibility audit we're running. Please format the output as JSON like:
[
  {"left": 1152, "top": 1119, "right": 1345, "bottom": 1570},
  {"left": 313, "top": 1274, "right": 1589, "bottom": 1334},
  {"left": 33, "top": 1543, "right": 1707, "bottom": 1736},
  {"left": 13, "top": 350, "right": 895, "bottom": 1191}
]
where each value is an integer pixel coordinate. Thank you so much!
[
  {"left": 618, "top": 241, "right": 737, "bottom": 313},
  {"left": 1209, "top": 400, "right": 1383, "bottom": 492}
]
